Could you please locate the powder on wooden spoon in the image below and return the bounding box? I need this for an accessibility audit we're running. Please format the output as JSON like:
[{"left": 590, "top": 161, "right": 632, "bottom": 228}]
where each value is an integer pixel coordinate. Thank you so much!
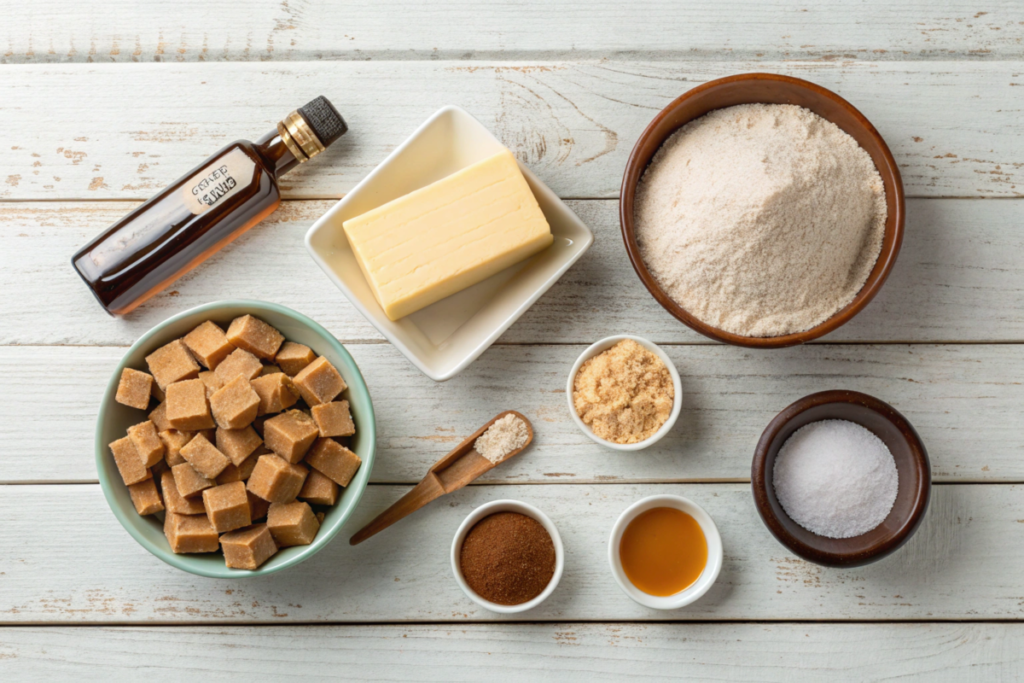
[{"left": 635, "top": 103, "right": 887, "bottom": 337}]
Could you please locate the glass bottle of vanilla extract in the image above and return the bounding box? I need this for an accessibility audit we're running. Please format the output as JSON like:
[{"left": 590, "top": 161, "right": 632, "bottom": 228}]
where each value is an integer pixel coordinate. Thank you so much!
[{"left": 72, "top": 96, "right": 347, "bottom": 315}]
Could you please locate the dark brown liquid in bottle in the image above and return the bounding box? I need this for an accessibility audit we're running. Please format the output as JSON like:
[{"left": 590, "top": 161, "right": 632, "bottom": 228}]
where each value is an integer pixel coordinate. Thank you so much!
[{"left": 72, "top": 131, "right": 297, "bottom": 315}]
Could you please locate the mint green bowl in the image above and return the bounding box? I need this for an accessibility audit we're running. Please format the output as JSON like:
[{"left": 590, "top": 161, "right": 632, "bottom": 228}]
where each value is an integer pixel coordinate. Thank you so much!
[{"left": 96, "top": 300, "right": 376, "bottom": 578}]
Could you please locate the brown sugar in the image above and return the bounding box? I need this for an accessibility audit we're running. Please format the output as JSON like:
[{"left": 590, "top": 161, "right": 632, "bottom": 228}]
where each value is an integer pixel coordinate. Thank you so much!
[
  {"left": 275, "top": 341, "right": 316, "bottom": 376},
  {"left": 145, "top": 339, "right": 201, "bottom": 391},
  {"left": 226, "top": 315, "right": 285, "bottom": 360},
  {"left": 209, "top": 375, "right": 260, "bottom": 429},
  {"left": 304, "top": 438, "right": 361, "bottom": 487},
  {"left": 311, "top": 400, "right": 355, "bottom": 438},
  {"left": 115, "top": 368, "right": 154, "bottom": 409},
  {"left": 260, "top": 365, "right": 282, "bottom": 376},
  {"left": 149, "top": 401, "right": 173, "bottom": 432},
  {"left": 215, "top": 348, "right": 264, "bottom": 385},
  {"left": 127, "top": 420, "right": 165, "bottom": 468},
  {"left": 220, "top": 524, "right": 278, "bottom": 570},
  {"left": 171, "top": 461, "right": 214, "bottom": 498},
  {"left": 292, "top": 356, "right": 346, "bottom": 406},
  {"left": 247, "top": 454, "right": 308, "bottom": 504},
  {"left": 267, "top": 501, "right": 320, "bottom": 547},
  {"left": 572, "top": 339, "right": 674, "bottom": 445},
  {"left": 179, "top": 433, "right": 231, "bottom": 479},
  {"left": 263, "top": 409, "right": 319, "bottom": 463},
  {"left": 299, "top": 469, "right": 339, "bottom": 506},
  {"left": 109, "top": 436, "right": 152, "bottom": 486},
  {"left": 247, "top": 491, "right": 271, "bottom": 521},
  {"left": 215, "top": 463, "right": 242, "bottom": 484},
  {"left": 459, "top": 512, "right": 556, "bottom": 606},
  {"left": 128, "top": 478, "right": 164, "bottom": 515},
  {"left": 198, "top": 370, "right": 224, "bottom": 398},
  {"left": 202, "top": 481, "right": 251, "bottom": 533},
  {"left": 237, "top": 450, "right": 262, "bottom": 480},
  {"left": 159, "top": 429, "right": 193, "bottom": 467},
  {"left": 216, "top": 426, "right": 263, "bottom": 466},
  {"left": 250, "top": 373, "right": 300, "bottom": 415},
  {"left": 161, "top": 469, "right": 206, "bottom": 515},
  {"left": 183, "top": 320, "right": 235, "bottom": 370},
  {"left": 164, "top": 512, "right": 220, "bottom": 554},
  {"left": 166, "top": 379, "right": 215, "bottom": 431}
]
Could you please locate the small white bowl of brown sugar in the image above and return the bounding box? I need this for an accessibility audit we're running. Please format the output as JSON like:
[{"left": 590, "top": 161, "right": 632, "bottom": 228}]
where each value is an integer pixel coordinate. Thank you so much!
[{"left": 567, "top": 335, "right": 682, "bottom": 451}]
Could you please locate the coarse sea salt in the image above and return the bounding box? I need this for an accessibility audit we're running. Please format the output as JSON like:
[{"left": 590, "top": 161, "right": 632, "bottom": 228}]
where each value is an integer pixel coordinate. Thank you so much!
[{"left": 773, "top": 419, "right": 898, "bottom": 539}]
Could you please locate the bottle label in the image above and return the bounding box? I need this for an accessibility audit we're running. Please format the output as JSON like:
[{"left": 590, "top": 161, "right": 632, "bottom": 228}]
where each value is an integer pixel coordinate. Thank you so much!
[{"left": 181, "top": 148, "right": 256, "bottom": 215}]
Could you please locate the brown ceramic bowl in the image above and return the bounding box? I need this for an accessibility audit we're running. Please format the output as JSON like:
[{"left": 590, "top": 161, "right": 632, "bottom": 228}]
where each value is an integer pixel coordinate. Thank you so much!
[
  {"left": 620, "top": 73, "right": 906, "bottom": 348},
  {"left": 751, "top": 390, "right": 930, "bottom": 568}
]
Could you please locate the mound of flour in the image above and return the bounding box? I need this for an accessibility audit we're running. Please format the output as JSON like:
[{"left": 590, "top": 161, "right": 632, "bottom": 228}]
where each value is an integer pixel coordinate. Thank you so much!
[{"left": 634, "top": 103, "right": 887, "bottom": 337}]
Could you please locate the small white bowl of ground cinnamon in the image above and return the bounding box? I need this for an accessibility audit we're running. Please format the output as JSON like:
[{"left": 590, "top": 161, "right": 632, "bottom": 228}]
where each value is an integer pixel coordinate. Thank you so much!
[
  {"left": 568, "top": 335, "right": 682, "bottom": 451},
  {"left": 451, "top": 499, "right": 564, "bottom": 614}
]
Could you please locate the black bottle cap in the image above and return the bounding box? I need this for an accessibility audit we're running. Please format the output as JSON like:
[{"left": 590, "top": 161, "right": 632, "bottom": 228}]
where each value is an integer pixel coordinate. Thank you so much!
[{"left": 298, "top": 96, "right": 348, "bottom": 147}]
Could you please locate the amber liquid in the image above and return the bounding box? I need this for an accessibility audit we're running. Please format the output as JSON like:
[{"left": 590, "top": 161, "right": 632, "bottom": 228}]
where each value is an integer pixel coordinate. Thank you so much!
[
  {"left": 619, "top": 507, "right": 708, "bottom": 596},
  {"left": 72, "top": 131, "right": 297, "bottom": 315}
]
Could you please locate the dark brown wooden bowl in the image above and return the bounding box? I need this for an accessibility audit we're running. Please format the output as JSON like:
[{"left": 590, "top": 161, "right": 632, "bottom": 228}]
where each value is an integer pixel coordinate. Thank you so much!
[
  {"left": 620, "top": 73, "right": 906, "bottom": 348},
  {"left": 751, "top": 390, "right": 930, "bottom": 568}
]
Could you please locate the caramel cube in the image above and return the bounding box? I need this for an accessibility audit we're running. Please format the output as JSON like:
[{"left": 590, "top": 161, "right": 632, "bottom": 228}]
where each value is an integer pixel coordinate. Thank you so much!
[
  {"left": 159, "top": 429, "right": 193, "bottom": 467},
  {"left": 263, "top": 410, "right": 319, "bottom": 463},
  {"left": 128, "top": 477, "right": 164, "bottom": 515},
  {"left": 251, "top": 373, "right": 300, "bottom": 416},
  {"left": 292, "top": 357, "right": 346, "bottom": 406},
  {"left": 166, "top": 379, "right": 215, "bottom": 431},
  {"left": 216, "top": 463, "right": 242, "bottom": 484},
  {"left": 149, "top": 401, "right": 173, "bottom": 432},
  {"left": 160, "top": 470, "right": 206, "bottom": 514},
  {"left": 226, "top": 315, "right": 285, "bottom": 360},
  {"left": 305, "top": 438, "right": 362, "bottom": 487},
  {"left": 215, "top": 348, "right": 264, "bottom": 385},
  {"left": 145, "top": 339, "right": 200, "bottom": 391},
  {"left": 267, "top": 501, "right": 320, "bottom": 547},
  {"left": 247, "top": 454, "right": 308, "bottom": 504},
  {"left": 164, "top": 512, "right": 219, "bottom": 554},
  {"left": 198, "top": 370, "right": 224, "bottom": 398},
  {"left": 299, "top": 469, "right": 339, "bottom": 506},
  {"left": 109, "top": 436, "right": 152, "bottom": 486},
  {"left": 237, "top": 450, "right": 261, "bottom": 481},
  {"left": 202, "top": 481, "right": 251, "bottom": 533},
  {"left": 221, "top": 523, "right": 278, "bottom": 570},
  {"left": 216, "top": 426, "right": 263, "bottom": 466},
  {"left": 275, "top": 342, "right": 317, "bottom": 376},
  {"left": 210, "top": 375, "right": 260, "bottom": 429},
  {"left": 115, "top": 368, "right": 154, "bottom": 410},
  {"left": 151, "top": 381, "right": 166, "bottom": 403},
  {"left": 179, "top": 433, "right": 230, "bottom": 479},
  {"left": 260, "top": 365, "right": 282, "bottom": 376},
  {"left": 127, "top": 420, "right": 165, "bottom": 468},
  {"left": 171, "top": 462, "right": 214, "bottom": 498},
  {"left": 183, "top": 321, "right": 235, "bottom": 370},
  {"left": 311, "top": 400, "right": 355, "bottom": 438},
  {"left": 247, "top": 491, "right": 271, "bottom": 521}
]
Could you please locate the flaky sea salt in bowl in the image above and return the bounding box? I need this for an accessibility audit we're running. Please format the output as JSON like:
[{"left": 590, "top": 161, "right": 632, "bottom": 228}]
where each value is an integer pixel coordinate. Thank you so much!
[{"left": 750, "top": 390, "right": 930, "bottom": 568}]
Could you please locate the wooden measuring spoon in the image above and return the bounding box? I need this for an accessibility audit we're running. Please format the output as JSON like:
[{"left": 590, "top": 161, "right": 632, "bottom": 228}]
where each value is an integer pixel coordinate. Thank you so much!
[{"left": 349, "top": 410, "right": 533, "bottom": 546}]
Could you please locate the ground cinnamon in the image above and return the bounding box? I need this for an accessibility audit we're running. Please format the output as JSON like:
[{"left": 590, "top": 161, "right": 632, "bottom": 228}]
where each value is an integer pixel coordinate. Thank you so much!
[{"left": 459, "top": 511, "right": 555, "bottom": 605}]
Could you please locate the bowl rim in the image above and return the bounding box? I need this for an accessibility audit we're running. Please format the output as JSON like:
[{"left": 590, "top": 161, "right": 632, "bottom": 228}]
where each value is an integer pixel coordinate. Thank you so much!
[
  {"left": 565, "top": 335, "right": 683, "bottom": 451},
  {"left": 450, "top": 499, "right": 565, "bottom": 614},
  {"left": 619, "top": 72, "right": 906, "bottom": 349},
  {"left": 750, "top": 389, "right": 931, "bottom": 568},
  {"left": 607, "top": 494, "right": 723, "bottom": 609},
  {"left": 95, "top": 299, "right": 377, "bottom": 578}
]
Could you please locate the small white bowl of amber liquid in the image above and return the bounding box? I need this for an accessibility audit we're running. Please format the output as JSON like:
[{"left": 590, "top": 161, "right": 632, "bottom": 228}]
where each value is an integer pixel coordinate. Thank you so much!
[
  {"left": 567, "top": 335, "right": 682, "bottom": 451},
  {"left": 609, "top": 494, "right": 722, "bottom": 609}
]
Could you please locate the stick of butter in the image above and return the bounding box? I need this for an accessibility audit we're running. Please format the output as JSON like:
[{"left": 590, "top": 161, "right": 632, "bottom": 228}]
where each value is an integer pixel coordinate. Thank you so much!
[{"left": 343, "top": 150, "right": 553, "bottom": 321}]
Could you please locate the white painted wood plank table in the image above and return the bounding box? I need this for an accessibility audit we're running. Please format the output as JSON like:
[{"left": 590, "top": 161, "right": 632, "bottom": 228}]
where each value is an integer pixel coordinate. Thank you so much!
[{"left": 2, "top": 2, "right": 1023, "bottom": 680}]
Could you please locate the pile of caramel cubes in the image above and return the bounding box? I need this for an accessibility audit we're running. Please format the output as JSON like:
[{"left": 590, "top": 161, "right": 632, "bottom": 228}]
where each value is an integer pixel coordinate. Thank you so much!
[{"left": 110, "top": 314, "right": 361, "bottom": 570}]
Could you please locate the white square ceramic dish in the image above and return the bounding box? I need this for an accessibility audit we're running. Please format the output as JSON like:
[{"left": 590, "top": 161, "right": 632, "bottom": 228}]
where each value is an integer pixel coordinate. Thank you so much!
[{"left": 305, "top": 105, "right": 594, "bottom": 381}]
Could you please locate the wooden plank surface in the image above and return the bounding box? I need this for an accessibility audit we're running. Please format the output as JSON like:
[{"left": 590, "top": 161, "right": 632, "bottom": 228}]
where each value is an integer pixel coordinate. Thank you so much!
[
  {"left": 4, "top": 343, "right": 1022, "bottom": 484},
  {"left": 4, "top": 1, "right": 1023, "bottom": 63},
  {"left": 1, "top": 61, "right": 1021, "bottom": 201},
  {"left": 2, "top": 623, "right": 1022, "bottom": 682},
  {"left": 0, "top": 483, "right": 1021, "bottom": 623},
  {"left": 3, "top": 198, "right": 1022, "bottom": 347}
]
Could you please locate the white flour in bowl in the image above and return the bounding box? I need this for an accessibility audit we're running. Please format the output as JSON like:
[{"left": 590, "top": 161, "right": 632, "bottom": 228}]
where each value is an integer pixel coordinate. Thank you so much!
[{"left": 634, "top": 103, "right": 887, "bottom": 337}]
